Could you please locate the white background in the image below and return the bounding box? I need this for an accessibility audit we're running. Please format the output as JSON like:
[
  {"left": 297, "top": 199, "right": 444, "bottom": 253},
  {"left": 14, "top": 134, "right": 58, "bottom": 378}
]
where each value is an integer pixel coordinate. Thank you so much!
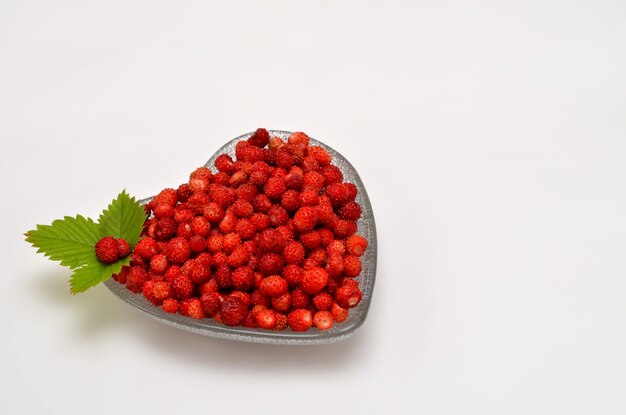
[{"left": 1, "top": 1, "right": 625, "bottom": 414}]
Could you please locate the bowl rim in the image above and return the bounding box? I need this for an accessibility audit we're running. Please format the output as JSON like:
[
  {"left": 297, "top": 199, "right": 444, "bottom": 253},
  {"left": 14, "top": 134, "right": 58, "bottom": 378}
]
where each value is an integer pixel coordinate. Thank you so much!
[{"left": 104, "top": 130, "right": 377, "bottom": 345}]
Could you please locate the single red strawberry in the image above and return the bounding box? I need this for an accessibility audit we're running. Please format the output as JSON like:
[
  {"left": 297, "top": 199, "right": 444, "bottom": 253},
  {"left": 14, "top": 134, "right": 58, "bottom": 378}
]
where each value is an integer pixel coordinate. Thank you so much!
[{"left": 288, "top": 309, "right": 313, "bottom": 332}]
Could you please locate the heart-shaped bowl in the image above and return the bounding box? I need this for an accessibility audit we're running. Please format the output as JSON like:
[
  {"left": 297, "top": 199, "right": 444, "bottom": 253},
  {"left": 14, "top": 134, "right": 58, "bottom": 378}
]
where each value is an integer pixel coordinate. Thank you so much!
[{"left": 104, "top": 130, "right": 377, "bottom": 345}]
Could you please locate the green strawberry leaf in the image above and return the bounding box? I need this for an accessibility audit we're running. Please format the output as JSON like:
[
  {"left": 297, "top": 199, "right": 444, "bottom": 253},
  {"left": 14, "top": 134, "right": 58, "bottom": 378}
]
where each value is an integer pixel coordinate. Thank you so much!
[
  {"left": 98, "top": 190, "right": 147, "bottom": 247},
  {"left": 26, "top": 190, "right": 147, "bottom": 293},
  {"left": 25, "top": 215, "right": 101, "bottom": 269},
  {"left": 69, "top": 256, "right": 131, "bottom": 294}
]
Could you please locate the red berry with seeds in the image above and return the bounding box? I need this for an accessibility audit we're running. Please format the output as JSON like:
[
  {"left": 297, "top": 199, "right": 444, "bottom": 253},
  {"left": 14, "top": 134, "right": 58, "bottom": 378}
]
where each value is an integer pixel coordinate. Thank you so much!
[
  {"left": 165, "top": 237, "right": 190, "bottom": 264},
  {"left": 293, "top": 206, "right": 318, "bottom": 232},
  {"left": 335, "top": 284, "right": 362, "bottom": 308},
  {"left": 95, "top": 236, "right": 119, "bottom": 264},
  {"left": 288, "top": 309, "right": 313, "bottom": 332},
  {"left": 301, "top": 267, "right": 329, "bottom": 295},
  {"left": 126, "top": 266, "right": 147, "bottom": 293},
  {"left": 255, "top": 308, "right": 277, "bottom": 329},
  {"left": 313, "top": 311, "right": 334, "bottom": 330},
  {"left": 313, "top": 292, "right": 333, "bottom": 311},
  {"left": 116, "top": 238, "right": 131, "bottom": 259},
  {"left": 162, "top": 298, "right": 178, "bottom": 313},
  {"left": 220, "top": 296, "right": 247, "bottom": 326},
  {"left": 260, "top": 275, "right": 288, "bottom": 298},
  {"left": 343, "top": 256, "right": 362, "bottom": 277},
  {"left": 150, "top": 254, "right": 168, "bottom": 274},
  {"left": 346, "top": 235, "right": 368, "bottom": 256},
  {"left": 172, "top": 274, "right": 194, "bottom": 300}
]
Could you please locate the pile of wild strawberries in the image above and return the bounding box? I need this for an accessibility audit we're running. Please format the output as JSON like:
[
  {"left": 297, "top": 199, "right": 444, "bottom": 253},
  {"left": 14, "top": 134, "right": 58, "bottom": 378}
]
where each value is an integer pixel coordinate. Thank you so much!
[{"left": 111, "top": 128, "right": 367, "bottom": 331}]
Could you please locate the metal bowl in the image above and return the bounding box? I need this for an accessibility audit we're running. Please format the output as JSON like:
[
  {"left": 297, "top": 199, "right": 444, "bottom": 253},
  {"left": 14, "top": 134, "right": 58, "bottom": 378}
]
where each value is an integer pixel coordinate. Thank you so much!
[{"left": 104, "top": 130, "right": 377, "bottom": 345}]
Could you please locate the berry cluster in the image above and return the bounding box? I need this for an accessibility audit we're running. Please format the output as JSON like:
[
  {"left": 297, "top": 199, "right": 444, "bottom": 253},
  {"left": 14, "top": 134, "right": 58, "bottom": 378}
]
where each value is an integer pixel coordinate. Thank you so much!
[
  {"left": 112, "top": 129, "right": 368, "bottom": 331},
  {"left": 95, "top": 236, "right": 131, "bottom": 264}
]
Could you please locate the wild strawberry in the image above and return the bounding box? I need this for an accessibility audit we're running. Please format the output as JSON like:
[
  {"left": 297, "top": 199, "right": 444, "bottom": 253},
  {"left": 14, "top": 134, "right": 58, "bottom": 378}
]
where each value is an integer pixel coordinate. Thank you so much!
[
  {"left": 188, "top": 260, "right": 211, "bottom": 284},
  {"left": 299, "top": 188, "right": 319, "bottom": 207},
  {"left": 189, "top": 169, "right": 211, "bottom": 193},
  {"left": 313, "top": 311, "right": 334, "bottom": 330},
  {"left": 231, "top": 266, "right": 255, "bottom": 291},
  {"left": 276, "top": 224, "right": 294, "bottom": 243},
  {"left": 219, "top": 211, "right": 238, "bottom": 233},
  {"left": 227, "top": 245, "right": 251, "bottom": 268},
  {"left": 268, "top": 205, "right": 289, "bottom": 227},
  {"left": 255, "top": 308, "right": 277, "bottom": 329},
  {"left": 177, "top": 184, "right": 193, "bottom": 203},
  {"left": 95, "top": 236, "right": 119, "bottom": 264},
  {"left": 212, "top": 171, "right": 229, "bottom": 185},
  {"left": 299, "top": 231, "right": 322, "bottom": 249},
  {"left": 142, "top": 280, "right": 158, "bottom": 304},
  {"left": 260, "top": 275, "right": 288, "bottom": 297},
  {"left": 162, "top": 298, "right": 178, "bottom": 313},
  {"left": 287, "top": 131, "right": 310, "bottom": 146},
  {"left": 331, "top": 302, "right": 348, "bottom": 322},
  {"left": 326, "top": 252, "right": 344, "bottom": 277},
  {"left": 343, "top": 256, "right": 362, "bottom": 277},
  {"left": 301, "top": 267, "right": 329, "bottom": 295},
  {"left": 325, "top": 183, "right": 351, "bottom": 207},
  {"left": 302, "top": 171, "right": 324, "bottom": 191},
  {"left": 165, "top": 237, "right": 190, "bottom": 264},
  {"left": 153, "top": 203, "right": 175, "bottom": 219},
  {"left": 222, "top": 232, "right": 241, "bottom": 253},
  {"left": 235, "top": 218, "right": 256, "bottom": 240},
  {"left": 113, "top": 239, "right": 130, "bottom": 259},
  {"left": 243, "top": 311, "right": 259, "bottom": 328},
  {"left": 258, "top": 228, "right": 285, "bottom": 253},
  {"left": 308, "top": 248, "right": 327, "bottom": 266},
  {"left": 288, "top": 309, "right": 313, "bottom": 332},
  {"left": 206, "top": 231, "right": 224, "bottom": 253},
  {"left": 283, "top": 264, "right": 304, "bottom": 287},
  {"left": 250, "top": 213, "right": 270, "bottom": 231},
  {"left": 335, "top": 284, "right": 362, "bottom": 308},
  {"left": 248, "top": 127, "right": 271, "bottom": 148},
  {"left": 284, "top": 167, "right": 304, "bottom": 191},
  {"left": 271, "top": 292, "right": 291, "bottom": 313},
  {"left": 150, "top": 254, "right": 168, "bottom": 274},
  {"left": 293, "top": 206, "right": 318, "bottom": 232},
  {"left": 154, "top": 217, "right": 177, "bottom": 240},
  {"left": 164, "top": 265, "right": 180, "bottom": 282},
  {"left": 283, "top": 240, "right": 305, "bottom": 265},
  {"left": 202, "top": 202, "right": 224, "bottom": 224},
  {"left": 252, "top": 194, "right": 272, "bottom": 213},
  {"left": 301, "top": 156, "right": 320, "bottom": 173},
  {"left": 290, "top": 288, "right": 311, "bottom": 309},
  {"left": 220, "top": 296, "right": 247, "bottom": 326},
  {"left": 229, "top": 170, "right": 248, "bottom": 187},
  {"left": 316, "top": 203, "right": 335, "bottom": 225},
  {"left": 181, "top": 298, "right": 204, "bottom": 319},
  {"left": 281, "top": 189, "right": 301, "bottom": 212},
  {"left": 346, "top": 235, "right": 368, "bottom": 256},
  {"left": 327, "top": 240, "right": 346, "bottom": 255},
  {"left": 190, "top": 216, "right": 210, "bottom": 237},
  {"left": 154, "top": 188, "right": 178, "bottom": 207},
  {"left": 339, "top": 201, "right": 362, "bottom": 221},
  {"left": 332, "top": 219, "right": 357, "bottom": 238},
  {"left": 215, "top": 154, "right": 236, "bottom": 174},
  {"left": 251, "top": 289, "right": 271, "bottom": 308},
  {"left": 318, "top": 228, "right": 334, "bottom": 247},
  {"left": 126, "top": 266, "right": 148, "bottom": 293},
  {"left": 174, "top": 208, "right": 194, "bottom": 223},
  {"left": 212, "top": 251, "right": 228, "bottom": 267},
  {"left": 214, "top": 264, "right": 232, "bottom": 289},
  {"left": 189, "top": 235, "right": 206, "bottom": 253},
  {"left": 313, "top": 292, "right": 333, "bottom": 311},
  {"left": 275, "top": 147, "right": 295, "bottom": 169},
  {"left": 258, "top": 253, "right": 285, "bottom": 275},
  {"left": 172, "top": 274, "right": 194, "bottom": 300},
  {"left": 153, "top": 280, "right": 172, "bottom": 302},
  {"left": 112, "top": 266, "right": 129, "bottom": 284},
  {"left": 275, "top": 312, "right": 288, "bottom": 330},
  {"left": 200, "top": 292, "right": 221, "bottom": 316},
  {"left": 211, "top": 185, "right": 237, "bottom": 209},
  {"left": 307, "top": 146, "right": 331, "bottom": 165},
  {"left": 264, "top": 176, "right": 286, "bottom": 200},
  {"left": 320, "top": 165, "right": 343, "bottom": 185},
  {"left": 268, "top": 136, "right": 285, "bottom": 150},
  {"left": 232, "top": 198, "right": 254, "bottom": 218},
  {"left": 176, "top": 222, "right": 193, "bottom": 239},
  {"left": 199, "top": 278, "right": 219, "bottom": 295}
]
